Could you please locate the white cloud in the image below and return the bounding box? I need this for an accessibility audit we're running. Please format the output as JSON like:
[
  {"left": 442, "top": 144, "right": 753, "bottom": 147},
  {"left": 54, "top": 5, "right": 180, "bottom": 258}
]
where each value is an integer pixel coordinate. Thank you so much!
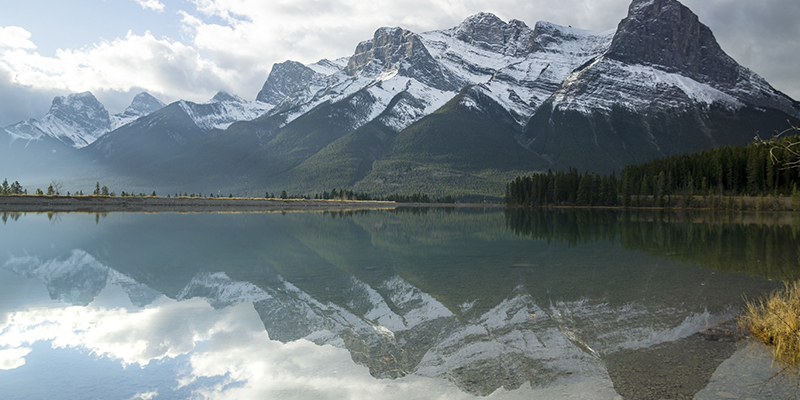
[
  {"left": 0, "top": 293, "right": 483, "bottom": 399},
  {"left": 0, "top": 30, "right": 235, "bottom": 103},
  {"left": 127, "top": 391, "right": 159, "bottom": 400},
  {"left": 131, "top": 0, "right": 166, "bottom": 12},
  {"left": 0, "top": 26, "right": 37, "bottom": 50},
  {"left": 0, "top": 346, "right": 32, "bottom": 370}
]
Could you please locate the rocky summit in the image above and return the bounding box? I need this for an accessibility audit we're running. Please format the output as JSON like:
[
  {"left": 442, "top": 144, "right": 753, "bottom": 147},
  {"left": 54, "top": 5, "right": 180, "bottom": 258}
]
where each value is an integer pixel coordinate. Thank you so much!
[{"left": 2, "top": 0, "right": 798, "bottom": 197}]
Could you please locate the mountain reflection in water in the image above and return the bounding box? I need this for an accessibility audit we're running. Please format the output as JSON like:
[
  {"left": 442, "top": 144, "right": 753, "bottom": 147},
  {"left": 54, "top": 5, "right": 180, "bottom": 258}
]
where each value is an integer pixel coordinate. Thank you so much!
[{"left": 0, "top": 208, "right": 798, "bottom": 399}]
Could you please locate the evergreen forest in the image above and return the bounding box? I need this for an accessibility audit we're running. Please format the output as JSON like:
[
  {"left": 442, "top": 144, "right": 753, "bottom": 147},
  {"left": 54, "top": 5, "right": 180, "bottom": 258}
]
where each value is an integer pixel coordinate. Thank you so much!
[{"left": 506, "top": 134, "right": 800, "bottom": 209}]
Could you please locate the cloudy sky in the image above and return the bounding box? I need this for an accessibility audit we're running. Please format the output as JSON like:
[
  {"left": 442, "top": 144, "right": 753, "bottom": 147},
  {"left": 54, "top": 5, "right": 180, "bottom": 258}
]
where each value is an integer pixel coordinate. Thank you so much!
[{"left": 0, "top": 0, "right": 798, "bottom": 126}]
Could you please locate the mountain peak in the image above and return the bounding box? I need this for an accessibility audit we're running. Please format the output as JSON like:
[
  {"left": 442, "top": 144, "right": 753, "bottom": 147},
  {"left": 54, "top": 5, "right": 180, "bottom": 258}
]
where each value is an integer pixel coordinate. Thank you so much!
[
  {"left": 453, "top": 12, "right": 535, "bottom": 57},
  {"left": 345, "top": 27, "right": 418, "bottom": 76},
  {"left": 256, "top": 60, "right": 318, "bottom": 105},
  {"left": 345, "top": 26, "right": 463, "bottom": 91},
  {"left": 606, "top": 0, "right": 739, "bottom": 85},
  {"left": 209, "top": 91, "right": 245, "bottom": 104},
  {"left": 124, "top": 92, "right": 165, "bottom": 116},
  {"left": 49, "top": 91, "right": 107, "bottom": 117}
]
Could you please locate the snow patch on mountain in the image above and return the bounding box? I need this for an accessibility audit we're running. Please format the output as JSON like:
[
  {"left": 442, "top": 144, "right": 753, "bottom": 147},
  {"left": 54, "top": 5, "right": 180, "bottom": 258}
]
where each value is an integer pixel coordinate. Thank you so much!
[
  {"left": 110, "top": 92, "right": 167, "bottom": 130},
  {"left": 367, "top": 78, "right": 456, "bottom": 132},
  {"left": 419, "top": 21, "right": 616, "bottom": 126},
  {"left": 4, "top": 91, "right": 169, "bottom": 148},
  {"left": 553, "top": 58, "right": 745, "bottom": 114},
  {"left": 307, "top": 57, "right": 349, "bottom": 75},
  {"left": 178, "top": 93, "right": 272, "bottom": 131}
]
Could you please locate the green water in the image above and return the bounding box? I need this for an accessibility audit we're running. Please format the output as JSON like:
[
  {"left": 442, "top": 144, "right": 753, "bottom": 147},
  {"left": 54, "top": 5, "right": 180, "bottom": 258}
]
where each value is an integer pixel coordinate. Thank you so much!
[{"left": 0, "top": 208, "right": 798, "bottom": 399}]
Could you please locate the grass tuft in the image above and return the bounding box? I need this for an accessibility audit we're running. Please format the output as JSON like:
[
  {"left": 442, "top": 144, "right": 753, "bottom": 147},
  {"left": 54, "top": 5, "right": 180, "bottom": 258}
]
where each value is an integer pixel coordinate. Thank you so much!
[{"left": 741, "top": 281, "right": 800, "bottom": 374}]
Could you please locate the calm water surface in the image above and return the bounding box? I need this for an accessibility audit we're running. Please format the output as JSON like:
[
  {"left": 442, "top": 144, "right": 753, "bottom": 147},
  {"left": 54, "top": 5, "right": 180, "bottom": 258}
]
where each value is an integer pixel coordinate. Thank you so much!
[{"left": 1, "top": 208, "right": 799, "bottom": 399}]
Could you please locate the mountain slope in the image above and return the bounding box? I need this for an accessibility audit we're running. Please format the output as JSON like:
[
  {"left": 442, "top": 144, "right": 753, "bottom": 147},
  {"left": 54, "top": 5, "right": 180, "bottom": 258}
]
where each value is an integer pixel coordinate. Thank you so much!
[{"left": 352, "top": 87, "right": 549, "bottom": 196}]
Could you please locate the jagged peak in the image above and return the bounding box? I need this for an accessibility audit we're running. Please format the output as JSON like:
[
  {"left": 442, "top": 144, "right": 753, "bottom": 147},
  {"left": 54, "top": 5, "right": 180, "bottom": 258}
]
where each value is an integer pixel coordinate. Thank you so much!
[
  {"left": 125, "top": 92, "right": 165, "bottom": 113},
  {"left": 209, "top": 91, "right": 245, "bottom": 104},
  {"left": 256, "top": 60, "right": 319, "bottom": 104},
  {"left": 606, "top": 0, "right": 739, "bottom": 85},
  {"left": 345, "top": 26, "right": 422, "bottom": 76},
  {"left": 50, "top": 91, "right": 103, "bottom": 111},
  {"left": 452, "top": 12, "right": 535, "bottom": 57}
]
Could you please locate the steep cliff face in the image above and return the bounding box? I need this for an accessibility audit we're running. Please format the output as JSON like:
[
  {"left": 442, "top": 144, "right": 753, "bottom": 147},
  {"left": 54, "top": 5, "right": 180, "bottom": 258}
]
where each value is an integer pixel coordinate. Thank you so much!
[
  {"left": 606, "top": 0, "right": 739, "bottom": 85},
  {"left": 346, "top": 27, "right": 465, "bottom": 92},
  {"left": 452, "top": 12, "right": 536, "bottom": 57},
  {"left": 256, "top": 60, "right": 320, "bottom": 105}
]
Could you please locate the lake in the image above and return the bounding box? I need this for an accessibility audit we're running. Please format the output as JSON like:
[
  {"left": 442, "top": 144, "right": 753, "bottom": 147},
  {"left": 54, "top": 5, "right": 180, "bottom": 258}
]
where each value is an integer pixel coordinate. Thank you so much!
[{"left": 1, "top": 208, "right": 799, "bottom": 399}]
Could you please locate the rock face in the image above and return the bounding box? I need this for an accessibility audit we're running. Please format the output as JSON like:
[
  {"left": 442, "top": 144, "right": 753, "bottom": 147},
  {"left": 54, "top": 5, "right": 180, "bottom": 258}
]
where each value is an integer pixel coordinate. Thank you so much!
[
  {"left": 346, "top": 27, "right": 464, "bottom": 92},
  {"left": 606, "top": 0, "right": 739, "bottom": 85},
  {"left": 453, "top": 12, "right": 535, "bottom": 57},
  {"left": 256, "top": 61, "right": 319, "bottom": 105}
]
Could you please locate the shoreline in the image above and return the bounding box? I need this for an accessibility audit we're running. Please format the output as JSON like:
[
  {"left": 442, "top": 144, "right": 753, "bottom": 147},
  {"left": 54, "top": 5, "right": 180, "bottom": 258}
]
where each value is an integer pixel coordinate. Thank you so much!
[
  {"left": 0, "top": 195, "right": 400, "bottom": 213},
  {"left": 0, "top": 195, "right": 505, "bottom": 213}
]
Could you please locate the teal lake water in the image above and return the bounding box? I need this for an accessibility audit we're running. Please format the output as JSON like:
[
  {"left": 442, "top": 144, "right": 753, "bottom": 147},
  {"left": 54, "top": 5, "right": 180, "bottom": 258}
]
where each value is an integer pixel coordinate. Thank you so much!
[{"left": 1, "top": 208, "right": 799, "bottom": 399}]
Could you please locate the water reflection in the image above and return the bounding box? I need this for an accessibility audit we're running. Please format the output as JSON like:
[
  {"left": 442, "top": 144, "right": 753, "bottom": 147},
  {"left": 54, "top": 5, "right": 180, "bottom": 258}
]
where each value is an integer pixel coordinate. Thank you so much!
[
  {"left": 505, "top": 208, "right": 800, "bottom": 281},
  {"left": 0, "top": 209, "right": 798, "bottom": 399}
]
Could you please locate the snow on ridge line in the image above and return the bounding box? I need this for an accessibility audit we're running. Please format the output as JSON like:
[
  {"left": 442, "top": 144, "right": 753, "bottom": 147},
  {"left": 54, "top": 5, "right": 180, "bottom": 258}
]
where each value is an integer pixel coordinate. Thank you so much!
[{"left": 178, "top": 99, "right": 272, "bottom": 131}]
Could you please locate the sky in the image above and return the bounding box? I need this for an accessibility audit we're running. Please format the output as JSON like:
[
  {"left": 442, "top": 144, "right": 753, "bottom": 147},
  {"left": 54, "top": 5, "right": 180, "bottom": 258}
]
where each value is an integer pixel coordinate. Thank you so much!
[{"left": 0, "top": 0, "right": 798, "bottom": 127}]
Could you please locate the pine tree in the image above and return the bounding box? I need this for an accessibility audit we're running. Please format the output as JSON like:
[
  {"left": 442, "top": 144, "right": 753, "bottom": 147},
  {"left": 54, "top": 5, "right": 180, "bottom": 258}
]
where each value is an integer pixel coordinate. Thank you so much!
[{"left": 576, "top": 174, "right": 591, "bottom": 206}]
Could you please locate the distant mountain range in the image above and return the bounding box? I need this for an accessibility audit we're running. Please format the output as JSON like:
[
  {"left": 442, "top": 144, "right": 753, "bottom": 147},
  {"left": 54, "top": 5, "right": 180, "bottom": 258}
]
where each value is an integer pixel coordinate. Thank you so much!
[{"left": 2, "top": 0, "right": 798, "bottom": 197}]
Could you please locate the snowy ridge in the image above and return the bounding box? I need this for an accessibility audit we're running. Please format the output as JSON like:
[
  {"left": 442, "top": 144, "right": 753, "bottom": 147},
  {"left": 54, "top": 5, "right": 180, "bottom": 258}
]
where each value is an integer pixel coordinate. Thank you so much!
[
  {"left": 3, "top": 91, "right": 167, "bottom": 148},
  {"left": 178, "top": 93, "right": 272, "bottom": 131},
  {"left": 4, "top": 120, "right": 45, "bottom": 144},
  {"left": 553, "top": 58, "right": 745, "bottom": 113},
  {"left": 258, "top": 5, "right": 795, "bottom": 140},
  {"left": 110, "top": 92, "right": 167, "bottom": 130},
  {"left": 307, "top": 57, "right": 349, "bottom": 75}
]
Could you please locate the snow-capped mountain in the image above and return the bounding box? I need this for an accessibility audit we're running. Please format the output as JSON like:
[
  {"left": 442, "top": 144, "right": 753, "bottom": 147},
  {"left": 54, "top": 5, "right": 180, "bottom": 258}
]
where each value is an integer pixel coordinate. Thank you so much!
[
  {"left": 4, "top": 0, "right": 799, "bottom": 195},
  {"left": 2, "top": 89, "right": 272, "bottom": 151},
  {"left": 2, "top": 92, "right": 168, "bottom": 149},
  {"left": 178, "top": 91, "right": 272, "bottom": 131},
  {"left": 111, "top": 92, "right": 166, "bottom": 130},
  {"left": 3, "top": 92, "right": 113, "bottom": 149}
]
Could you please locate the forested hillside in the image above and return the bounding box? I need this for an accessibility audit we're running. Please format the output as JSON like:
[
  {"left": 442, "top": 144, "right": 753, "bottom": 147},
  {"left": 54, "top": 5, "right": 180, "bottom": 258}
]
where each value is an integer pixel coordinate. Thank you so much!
[{"left": 506, "top": 133, "right": 800, "bottom": 209}]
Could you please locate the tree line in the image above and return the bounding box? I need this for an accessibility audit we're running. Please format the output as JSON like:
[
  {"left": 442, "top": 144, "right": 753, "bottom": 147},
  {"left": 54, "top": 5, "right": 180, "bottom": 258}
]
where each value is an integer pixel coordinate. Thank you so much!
[
  {"left": 1, "top": 179, "right": 459, "bottom": 204},
  {"left": 507, "top": 134, "right": 800, "bottom": 209},
  {"left": 0, "top": 179, "right": 25, "bottom": 195}
]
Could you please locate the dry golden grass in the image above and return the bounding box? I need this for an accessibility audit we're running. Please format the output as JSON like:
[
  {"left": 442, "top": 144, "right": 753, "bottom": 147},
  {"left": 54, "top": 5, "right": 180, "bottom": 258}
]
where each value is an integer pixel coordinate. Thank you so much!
[{"left": 741, "top": 281, "right": 800, "bottom": 374}]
